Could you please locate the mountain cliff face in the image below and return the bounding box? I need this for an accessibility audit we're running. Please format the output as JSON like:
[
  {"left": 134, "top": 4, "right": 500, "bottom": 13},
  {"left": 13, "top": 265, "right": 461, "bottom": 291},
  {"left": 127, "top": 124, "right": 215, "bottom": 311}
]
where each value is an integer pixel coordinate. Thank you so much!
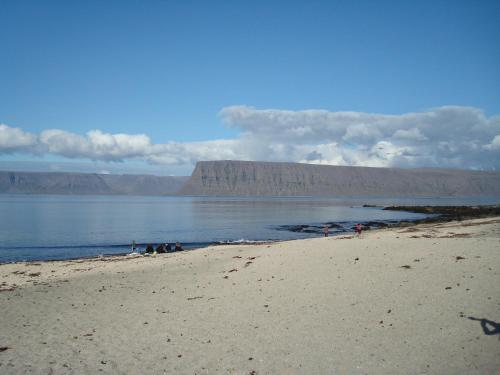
[
  {"left": 179, "top": 160, "right": 500, "bottom": 197},
  {"left": 0, "top": 171, "right": 189, "bottom": 195},
  {"left": 4, "top": 162, "right": 500, "bottom": 197}
]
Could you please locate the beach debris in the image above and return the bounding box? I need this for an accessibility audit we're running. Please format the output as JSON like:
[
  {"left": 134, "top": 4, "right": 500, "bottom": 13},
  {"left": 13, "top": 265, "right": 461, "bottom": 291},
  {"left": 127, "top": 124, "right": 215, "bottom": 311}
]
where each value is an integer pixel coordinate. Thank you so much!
[
  {"left": 439, "top": 233, "right": 472, "bottom": 238},
  {"left": 387, "top": 309, "right": 392, "bottom": 314},
  {"left": 247, "top": 256, "right": 257, "bottom": 260},
  {"left": 12, "top": 270, "right": 26, "bottom": 275},
  {"left": 249, "top": 370, "right": 257, "bottom": 375},
  {"left": 232, "top": 256, "right": 242, "bottom": 259},
  {"left": 244, "top": 261, "right": 253, "bottom": 267},
  {"left": 28, "top": 272, "right": 41, "bottom": 277},
  {"left": 354, "top": 257, "right": 359, "bottom": 262},
  {"left": 455, "top": 256, "right": 466, "bottom": 261},
  {"left": 177, "top": 354, "right": 182, "bottom": 358},
  {"left": 228, "top": 268, "right": 238, "bottom": 273},
  {"left": 0, "top": 284, "right": 16, "bottom": 292},
  {"left": 223, "top": 275, "right": 229, "bottom": 279},
  {"left": 187, "top": 296, "right": 203, "bottom": 301},
  {"left": 445, "top": 287, "right": 452, "bottom": 290},
  {"left": 0, "top": 346, "right": 10, "bottom": 352},
  {"left": 401, "top": 265, "right": 412, "bottom": 269}
]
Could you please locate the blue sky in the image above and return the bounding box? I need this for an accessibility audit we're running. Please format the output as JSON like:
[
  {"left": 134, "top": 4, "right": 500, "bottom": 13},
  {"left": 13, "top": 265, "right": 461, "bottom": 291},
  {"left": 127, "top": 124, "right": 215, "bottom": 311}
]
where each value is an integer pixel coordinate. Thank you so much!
[{"left": 1, "top": 0, "right": 499, "bottom": 174}]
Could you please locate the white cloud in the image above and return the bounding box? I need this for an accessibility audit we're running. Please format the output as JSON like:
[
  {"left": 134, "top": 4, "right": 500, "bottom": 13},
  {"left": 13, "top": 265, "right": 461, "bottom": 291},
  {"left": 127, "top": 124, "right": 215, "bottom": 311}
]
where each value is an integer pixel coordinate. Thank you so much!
[
  {"left": 0, "top": 124, "right": 37, "bottom": 152},
  {"left": 1, "top": 105, "right": 500, "bottom": 172},
  {"left": 220, "top": 105, "right": 500, "bottom": 169},
  {"left": 484, "top": 135, "right": 500, "bottom": 151},
  {"left": 392, "top": 128, "right": 428, "bottom": 141}
]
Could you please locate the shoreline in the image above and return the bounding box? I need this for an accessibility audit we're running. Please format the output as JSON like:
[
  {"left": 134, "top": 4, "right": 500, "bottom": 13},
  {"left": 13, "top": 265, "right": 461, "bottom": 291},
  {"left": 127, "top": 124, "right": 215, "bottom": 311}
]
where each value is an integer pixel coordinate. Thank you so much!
[
  {"left": 2, "top": 204, "right": 500, "bottom": 265},
  {"left": 1, "top": 216, "right": 499, "bottom": 374}
]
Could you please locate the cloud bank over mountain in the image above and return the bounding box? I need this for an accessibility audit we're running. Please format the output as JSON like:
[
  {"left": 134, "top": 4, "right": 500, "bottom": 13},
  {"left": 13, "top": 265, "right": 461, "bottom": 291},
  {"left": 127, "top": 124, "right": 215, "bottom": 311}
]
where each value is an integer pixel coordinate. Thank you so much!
[
  {"left": 1, "top": 106, "right": 500, "bottom": 171},
  {"left": 220, "top": 105, "right": 500, "bottom": 170}
]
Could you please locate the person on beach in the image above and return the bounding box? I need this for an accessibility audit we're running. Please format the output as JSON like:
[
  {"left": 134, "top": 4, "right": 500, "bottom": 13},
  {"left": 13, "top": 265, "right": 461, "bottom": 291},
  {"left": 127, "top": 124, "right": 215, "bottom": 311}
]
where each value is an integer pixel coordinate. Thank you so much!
[
  {"left": 323, "top": 225, "right": 329, "bottom": 237},
  {"left": 131, "top": 240, "right": 136, "bottom": 253},
  {"left": 355, "top": 223, "right": 362, "bottom": 236},
  {"left": 145, "top": 244, "right": 154, "bottom": 254},
  {"left": 165, "top": 243, "right": 172, "bottom": 252},
  {"left": 156, "top": 244, "right": 165, "bottom": 254},
  {"left": 174, "top": 242, "right": 183, "bottom": 252}
]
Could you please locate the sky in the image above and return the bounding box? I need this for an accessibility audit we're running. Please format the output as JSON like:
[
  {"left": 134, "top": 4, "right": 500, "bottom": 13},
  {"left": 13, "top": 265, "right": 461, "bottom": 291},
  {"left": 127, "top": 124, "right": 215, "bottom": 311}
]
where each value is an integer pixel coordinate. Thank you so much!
[{"left": 1, "top": 0, "right": 499, "bottom": 175}]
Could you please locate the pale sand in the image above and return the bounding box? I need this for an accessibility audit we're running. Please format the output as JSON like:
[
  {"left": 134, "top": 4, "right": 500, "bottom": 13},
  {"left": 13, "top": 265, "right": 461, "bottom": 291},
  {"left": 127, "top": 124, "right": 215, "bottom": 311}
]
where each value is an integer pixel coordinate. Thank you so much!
[{"left": 1, "top": 218, "right": 499, "bottom": 375}]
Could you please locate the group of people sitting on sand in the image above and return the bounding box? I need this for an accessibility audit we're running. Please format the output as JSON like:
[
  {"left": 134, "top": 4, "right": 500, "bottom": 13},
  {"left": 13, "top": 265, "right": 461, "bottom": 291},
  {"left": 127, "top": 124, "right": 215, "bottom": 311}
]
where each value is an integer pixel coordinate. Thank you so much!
[{"left": 129, "top": 241, "right": 183, "bottom": 256}]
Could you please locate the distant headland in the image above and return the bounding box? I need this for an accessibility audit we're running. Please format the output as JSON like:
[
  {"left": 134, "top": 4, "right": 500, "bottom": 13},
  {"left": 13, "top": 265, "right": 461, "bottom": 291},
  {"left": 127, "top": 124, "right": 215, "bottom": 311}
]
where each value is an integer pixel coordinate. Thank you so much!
[{"left": 2, "top": 160, "right": 500, "bottom": 197}]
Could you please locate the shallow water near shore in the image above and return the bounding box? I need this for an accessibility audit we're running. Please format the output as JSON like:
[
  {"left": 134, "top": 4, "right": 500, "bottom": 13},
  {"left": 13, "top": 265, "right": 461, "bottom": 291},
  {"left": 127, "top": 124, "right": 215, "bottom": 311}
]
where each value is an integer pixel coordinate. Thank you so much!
[{"left": 1, "top": 194, "right": 499, "bottom": 262}]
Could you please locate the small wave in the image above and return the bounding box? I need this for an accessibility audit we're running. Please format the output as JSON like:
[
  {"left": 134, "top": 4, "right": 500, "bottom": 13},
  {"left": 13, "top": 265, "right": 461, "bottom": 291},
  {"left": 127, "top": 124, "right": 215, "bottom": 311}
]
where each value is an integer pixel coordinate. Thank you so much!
[{"left": 217, "top": 238, "right": 275, "bottom": 245}]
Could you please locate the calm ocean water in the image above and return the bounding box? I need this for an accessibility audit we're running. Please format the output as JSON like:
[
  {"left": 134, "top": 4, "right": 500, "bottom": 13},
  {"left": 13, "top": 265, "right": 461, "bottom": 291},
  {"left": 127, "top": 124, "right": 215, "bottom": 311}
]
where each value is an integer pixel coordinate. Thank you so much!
[{"left": 1, "top": 194, "right": 499, "bottom": 263}]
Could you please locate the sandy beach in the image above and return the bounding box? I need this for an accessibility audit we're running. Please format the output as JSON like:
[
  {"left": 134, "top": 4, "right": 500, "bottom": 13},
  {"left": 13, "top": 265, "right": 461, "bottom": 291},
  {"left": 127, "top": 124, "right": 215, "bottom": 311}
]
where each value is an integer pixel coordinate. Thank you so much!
[{"left": 1, "top": 217, "right": 499, "bottom": 375}]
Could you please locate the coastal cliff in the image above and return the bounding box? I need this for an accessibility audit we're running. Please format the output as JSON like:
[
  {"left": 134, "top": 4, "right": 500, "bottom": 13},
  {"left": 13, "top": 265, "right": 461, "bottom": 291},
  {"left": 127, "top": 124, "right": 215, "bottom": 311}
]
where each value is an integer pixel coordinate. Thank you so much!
[
  {"left": 179, "top": 160, "right": 500, "bottom": 197},
  {"left": 0, "top": 171, "right": 189, "bottom": 195},
  {"left": 3, "top": 161, "right": 500, "bottom": 197}
]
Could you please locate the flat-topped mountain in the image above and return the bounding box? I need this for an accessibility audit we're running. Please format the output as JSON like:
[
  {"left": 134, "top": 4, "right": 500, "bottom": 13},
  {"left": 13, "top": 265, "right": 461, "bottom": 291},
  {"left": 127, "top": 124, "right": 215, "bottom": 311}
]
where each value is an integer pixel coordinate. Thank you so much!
[
  {"left": 0, "top": 171, "right": 189, "bottom": 195},
  {"left": 3, "top": 161, "right": 500, "bottom": 197},
  {"left": 179, "top": 160, "right": 500, "bottom": 197}
]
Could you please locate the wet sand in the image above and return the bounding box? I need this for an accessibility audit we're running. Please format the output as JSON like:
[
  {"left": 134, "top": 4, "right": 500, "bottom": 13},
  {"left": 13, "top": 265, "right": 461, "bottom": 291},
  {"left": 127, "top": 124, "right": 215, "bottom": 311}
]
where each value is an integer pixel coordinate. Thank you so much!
[{"left": 1, "top": 217, "right": 499, "bottom": 374}]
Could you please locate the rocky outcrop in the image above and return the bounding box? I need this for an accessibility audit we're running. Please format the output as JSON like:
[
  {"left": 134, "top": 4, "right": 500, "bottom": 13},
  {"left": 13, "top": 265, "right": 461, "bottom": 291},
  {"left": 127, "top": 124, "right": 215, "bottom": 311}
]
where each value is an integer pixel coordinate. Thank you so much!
[
  {"left": 0, "top": 171, "right": 189, "bottom": 195},
  {"left": 179, "top": 160, "right": 500, "bottom": 197}
]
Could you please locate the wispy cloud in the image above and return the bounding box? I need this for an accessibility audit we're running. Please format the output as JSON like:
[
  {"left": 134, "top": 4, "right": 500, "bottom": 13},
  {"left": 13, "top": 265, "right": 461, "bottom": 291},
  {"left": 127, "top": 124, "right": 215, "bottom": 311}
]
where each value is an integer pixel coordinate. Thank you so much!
[{"left": 1, "top": 105, "right": 500, "bottom": 171}]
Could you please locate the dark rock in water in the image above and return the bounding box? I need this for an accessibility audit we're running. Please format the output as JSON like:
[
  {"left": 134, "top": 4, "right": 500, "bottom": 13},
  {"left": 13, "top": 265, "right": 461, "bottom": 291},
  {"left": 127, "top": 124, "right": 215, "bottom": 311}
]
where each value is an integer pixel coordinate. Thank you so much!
[
  {"left": 278, "top": 224, "right": 324, "bottom": 233},
  {"left": 278, "top": 204, "right": 500, "bottom": 237},
  {"left": 365, "top": 221, "right": 389, "bottom": 228},
  {"left": 384, "top": 205, "right": 500, "bottom": 224},
  {"left": 301, "top": 227, "right": 322, "bottom": 233},
  {"left": 324, "top": 222, "right": 344, "bottom": 229}
]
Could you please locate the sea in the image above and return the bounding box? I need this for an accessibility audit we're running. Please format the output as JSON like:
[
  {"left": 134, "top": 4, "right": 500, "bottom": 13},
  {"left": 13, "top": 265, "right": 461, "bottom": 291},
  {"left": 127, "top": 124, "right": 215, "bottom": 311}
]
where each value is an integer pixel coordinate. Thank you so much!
[{"left": 1, "top": 194, "right": 499, "bottom": 263}]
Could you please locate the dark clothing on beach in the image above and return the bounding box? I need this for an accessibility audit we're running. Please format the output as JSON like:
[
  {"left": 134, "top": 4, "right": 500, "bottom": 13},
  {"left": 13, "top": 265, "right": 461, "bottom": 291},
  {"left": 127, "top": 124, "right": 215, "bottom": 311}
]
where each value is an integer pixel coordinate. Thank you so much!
[
  {"left": 156, "top": 244, "right": 165, "bottom": 254},
  {"left": 174, "top": 243, "right": 183, "bottom": 252},
  {"left": 145, "top": 244, "right": 154, "bottom": 254},
  {"left": 165, "top": 243, "right": 172, "bottom": 252}
]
